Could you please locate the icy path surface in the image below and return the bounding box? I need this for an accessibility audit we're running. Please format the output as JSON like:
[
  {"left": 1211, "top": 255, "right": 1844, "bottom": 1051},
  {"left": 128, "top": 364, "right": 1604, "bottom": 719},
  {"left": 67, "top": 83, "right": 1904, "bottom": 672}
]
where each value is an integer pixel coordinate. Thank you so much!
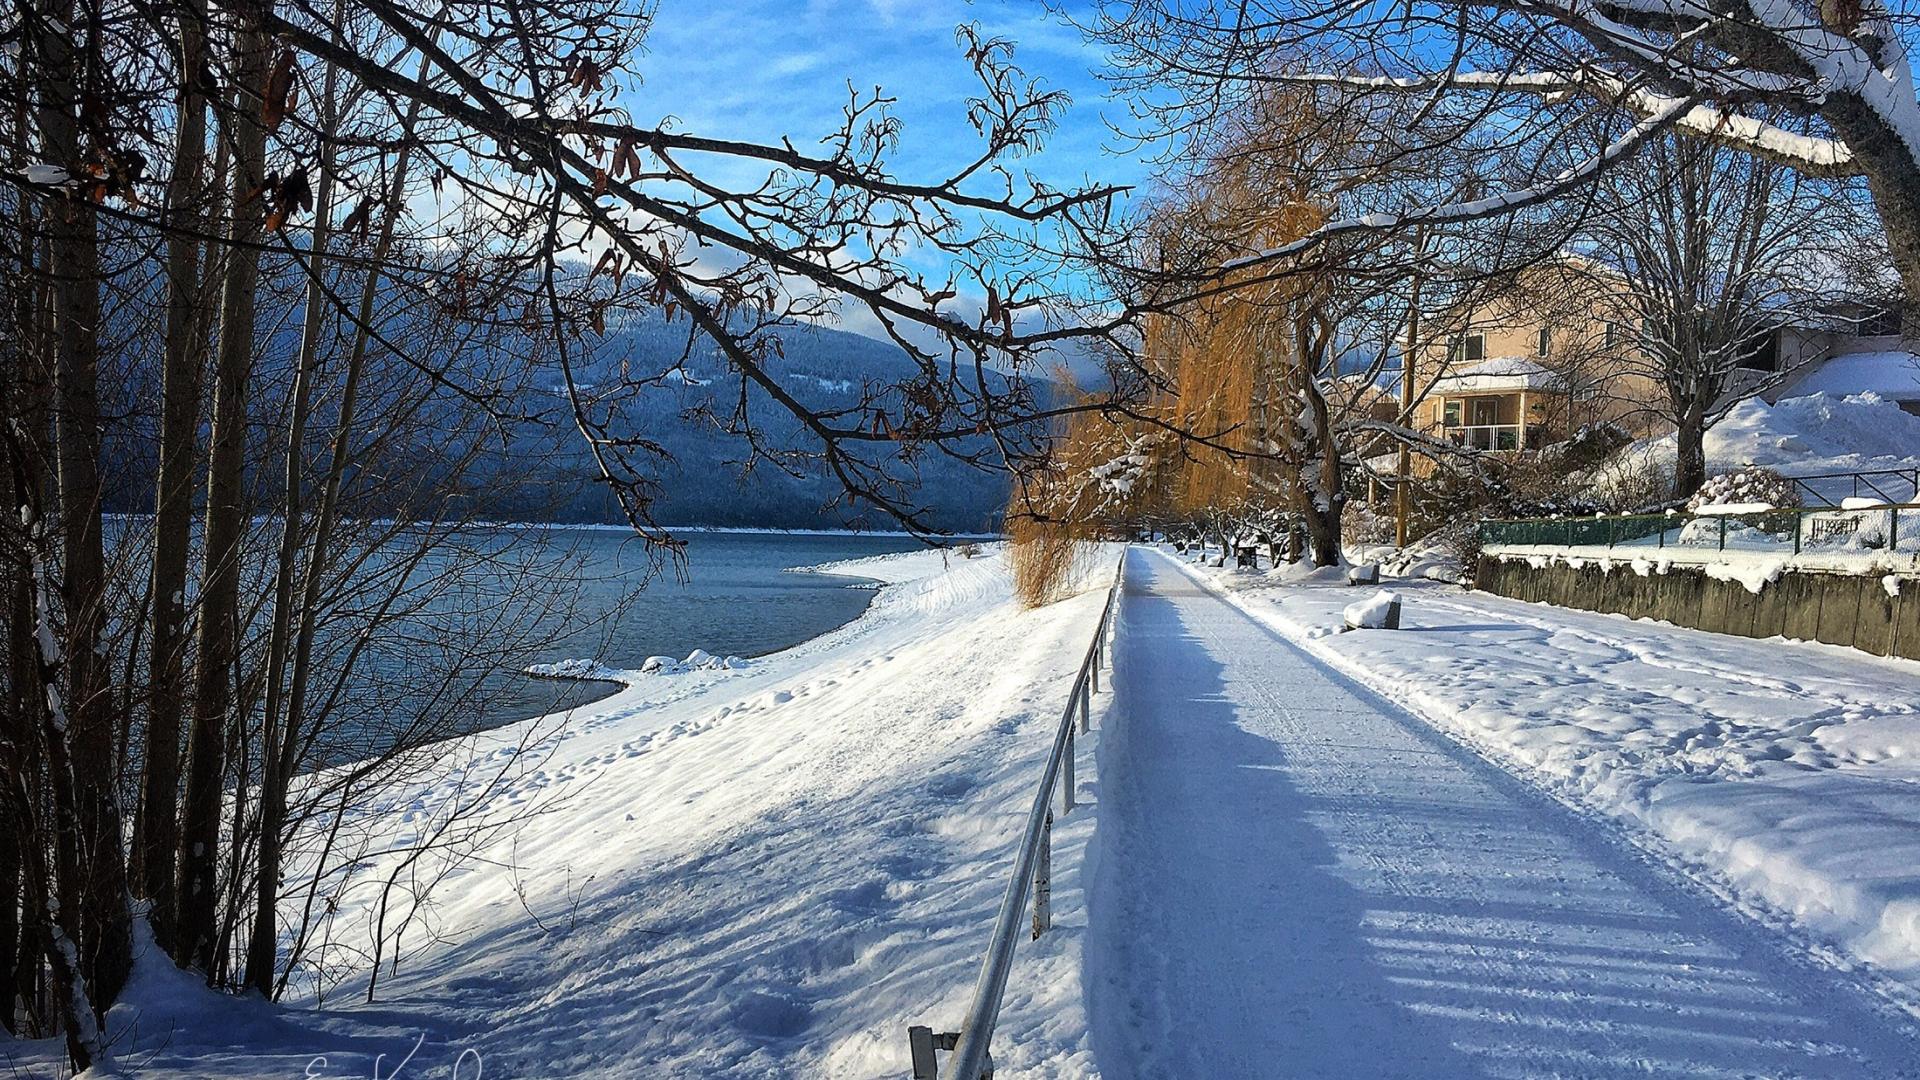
[{"left": 1088, "top": 548, "right": 1919, "bottom": 1078}]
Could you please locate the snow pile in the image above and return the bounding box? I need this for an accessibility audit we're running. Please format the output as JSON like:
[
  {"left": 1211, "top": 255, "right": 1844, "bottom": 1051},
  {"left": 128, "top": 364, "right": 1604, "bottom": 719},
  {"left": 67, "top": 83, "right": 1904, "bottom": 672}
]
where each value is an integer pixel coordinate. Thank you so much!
[
  {"left": 639, "top": 647, "right": 751, "bottom": 674},
  {"left": 1787, "top": 352, "right": 1920, "bottom": 403},
  {"left": 526, "top": 649, "right": 753, "bottom": 681},
  {"left": 1675, "top": 514, "right": 1780, "bottom": 548},
  {"left": 1716, "top": 393, "right": 1920, "bottom": 469},
  {"left": 1176, "top": 549, "right": 1920, "bottom": 1006},
  {"left": 1596, "top": 392, "right": 1920, "bottom": 504},
  {"left": 524, "top": 657, "right": 631, "bottom": 682}
]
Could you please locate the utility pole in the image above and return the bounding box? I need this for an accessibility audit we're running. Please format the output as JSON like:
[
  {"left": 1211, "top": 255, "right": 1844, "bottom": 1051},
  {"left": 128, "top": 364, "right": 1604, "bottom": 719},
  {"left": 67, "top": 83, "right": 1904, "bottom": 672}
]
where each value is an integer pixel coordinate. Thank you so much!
[{"left": 1396, "top": 226, "right": 1427, "bottom": 548}]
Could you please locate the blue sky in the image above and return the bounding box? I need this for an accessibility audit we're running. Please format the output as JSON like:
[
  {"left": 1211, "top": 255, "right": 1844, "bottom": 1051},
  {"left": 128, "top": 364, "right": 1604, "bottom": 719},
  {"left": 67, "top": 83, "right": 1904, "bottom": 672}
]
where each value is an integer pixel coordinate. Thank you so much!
[
  {"left": 635, "top": 0, "right": 1144, "bottom": 199},
  {"left": 628, "top": 0, "right": 1148, "bottom": 358}
]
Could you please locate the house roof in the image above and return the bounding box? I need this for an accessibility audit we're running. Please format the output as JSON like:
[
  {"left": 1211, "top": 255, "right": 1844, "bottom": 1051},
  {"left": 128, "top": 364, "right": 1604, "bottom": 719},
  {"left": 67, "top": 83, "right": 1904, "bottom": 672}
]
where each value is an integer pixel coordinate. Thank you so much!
[
  {"left": 1434, "top": 357, "right": 1567, "bottom": 393},
  {"left": 1784, "top": 351, "right": 1920, "bottom": 401}
]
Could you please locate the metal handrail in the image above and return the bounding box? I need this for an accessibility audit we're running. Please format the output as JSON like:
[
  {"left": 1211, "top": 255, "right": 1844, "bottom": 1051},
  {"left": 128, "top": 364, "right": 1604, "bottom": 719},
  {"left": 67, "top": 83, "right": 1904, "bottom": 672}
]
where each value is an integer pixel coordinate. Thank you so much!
[
  {"left": 908, "top": 549, "right": 1128, "bottom": 1080},
  {"left": 1782, "top": 467, "right": 1920, "bottom": 508}
]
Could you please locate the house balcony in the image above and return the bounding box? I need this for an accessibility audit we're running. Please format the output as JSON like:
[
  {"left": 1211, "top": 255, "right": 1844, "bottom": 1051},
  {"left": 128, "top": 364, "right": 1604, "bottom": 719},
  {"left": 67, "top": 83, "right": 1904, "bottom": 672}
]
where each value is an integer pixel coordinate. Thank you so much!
[{"left": 1444, "top": 422, "right": 1525, "bottom": 451}]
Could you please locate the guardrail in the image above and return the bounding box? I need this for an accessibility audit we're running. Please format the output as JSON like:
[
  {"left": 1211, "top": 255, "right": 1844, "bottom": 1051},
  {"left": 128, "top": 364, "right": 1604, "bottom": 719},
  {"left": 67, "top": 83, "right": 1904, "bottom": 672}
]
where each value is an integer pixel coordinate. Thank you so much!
[
  {"left": 1479, "top": 502, "right": 1920, "bottom": 556},
  {"left": 907, "top": 549, "right": 1127, "bottom": 1080},
  {"left": 1784, "top": 467, "right": 1920, "bottom": 508}
]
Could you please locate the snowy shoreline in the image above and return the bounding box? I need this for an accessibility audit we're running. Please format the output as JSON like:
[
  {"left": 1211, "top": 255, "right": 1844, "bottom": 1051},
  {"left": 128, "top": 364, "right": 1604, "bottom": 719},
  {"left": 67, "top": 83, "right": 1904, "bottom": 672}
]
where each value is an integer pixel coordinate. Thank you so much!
[
  {"left": 100, "top": 509, "right": 1003, "bottom": 540},
  {"left": 36, "top": 544, "right": 1117, "bottom": 1079}
]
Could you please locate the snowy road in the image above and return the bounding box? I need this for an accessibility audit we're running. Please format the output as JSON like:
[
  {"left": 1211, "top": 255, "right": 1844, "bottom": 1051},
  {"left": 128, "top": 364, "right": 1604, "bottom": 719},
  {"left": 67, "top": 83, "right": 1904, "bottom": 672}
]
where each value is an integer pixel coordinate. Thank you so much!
[{"left": 1087, "top": 548, "right": 1919, "bottom": 1078}]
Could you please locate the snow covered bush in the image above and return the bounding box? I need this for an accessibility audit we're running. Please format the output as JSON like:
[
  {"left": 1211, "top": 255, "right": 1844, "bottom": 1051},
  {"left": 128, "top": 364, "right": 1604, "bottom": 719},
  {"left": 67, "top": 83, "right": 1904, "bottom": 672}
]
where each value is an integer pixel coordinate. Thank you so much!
[
  {"left": 1687, "top": 467, "right": 1802, "bottom": 513},
  {"left": 1556, "top": 423, "right": 1634, "bottom": 470},
  {"left": 1586, "top": 443, "right": 1682, "bottom": 513}
]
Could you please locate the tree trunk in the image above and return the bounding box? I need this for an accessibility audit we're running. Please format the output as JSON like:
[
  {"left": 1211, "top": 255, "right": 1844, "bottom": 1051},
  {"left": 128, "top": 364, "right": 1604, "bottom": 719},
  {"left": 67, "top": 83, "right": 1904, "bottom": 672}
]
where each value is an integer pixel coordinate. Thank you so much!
[
  {"left": 246, "top": 49, "right": 341, "bottom": 992},
  {"left": 4, "top": 437, "right": 109, "bottom": 1068},
  {"left": 3, "top": 161, "right": 52, "bottom": 1036},
  {"left": 36, "top": 0, "right": 133, "bottom": 1011},
  {"left": 136, "top": 0, "right": 212, "bottom": 942},
  {"left": 1674, "top": 407, "right": 1707, "bottom": 499},
  {"left": 1820, "top": 94, "right": 1920, "bottom": 322},
  {"left": 177, "top": 6, "right": 272, "bottom": 975}
]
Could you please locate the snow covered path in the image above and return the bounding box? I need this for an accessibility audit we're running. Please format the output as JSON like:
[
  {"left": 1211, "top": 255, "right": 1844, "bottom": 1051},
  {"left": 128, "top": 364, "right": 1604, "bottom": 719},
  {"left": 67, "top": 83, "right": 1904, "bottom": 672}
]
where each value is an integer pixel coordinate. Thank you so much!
[{"left": 1088, "top": 548, "right": 1919, "bottom": 1078}]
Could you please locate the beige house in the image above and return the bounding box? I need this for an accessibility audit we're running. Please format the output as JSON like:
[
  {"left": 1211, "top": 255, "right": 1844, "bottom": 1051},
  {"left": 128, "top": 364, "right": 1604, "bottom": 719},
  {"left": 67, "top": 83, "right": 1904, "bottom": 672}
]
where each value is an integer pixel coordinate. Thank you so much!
[
  {"left": 1416, "top": 258, "right": 1667, "bottom": 454},
  {"left": 1405, "top": 256, "right": 1915, "bottom": 466}
]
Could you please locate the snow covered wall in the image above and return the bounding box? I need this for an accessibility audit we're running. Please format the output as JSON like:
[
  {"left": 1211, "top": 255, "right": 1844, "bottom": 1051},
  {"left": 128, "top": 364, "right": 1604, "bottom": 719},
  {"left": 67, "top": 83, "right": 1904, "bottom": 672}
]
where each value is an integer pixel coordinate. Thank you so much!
[{"left": 1476, "top": 555, "right": 1920, "bottom": 660}]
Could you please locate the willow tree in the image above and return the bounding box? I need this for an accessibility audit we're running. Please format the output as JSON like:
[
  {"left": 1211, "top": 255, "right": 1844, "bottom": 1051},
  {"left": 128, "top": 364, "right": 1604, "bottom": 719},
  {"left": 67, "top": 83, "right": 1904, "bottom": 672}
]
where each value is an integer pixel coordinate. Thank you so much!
[{"left": 1133, "top": 90, "right": 1401, "bottom": 567}]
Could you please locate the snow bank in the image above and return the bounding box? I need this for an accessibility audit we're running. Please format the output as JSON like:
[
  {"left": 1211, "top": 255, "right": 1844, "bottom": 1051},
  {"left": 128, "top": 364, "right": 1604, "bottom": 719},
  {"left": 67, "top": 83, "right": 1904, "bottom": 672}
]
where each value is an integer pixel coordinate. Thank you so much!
[
  {"left": 1787, "top": 352, "right": 1920, "bottom": 403},
  {"left": 1713, "top": 392, "right": 1920, "bottom": 470},
  {"left": 1608, "top": 392, "right": 1920, "bottom": 485},
  {"left": 525, "top": 649, "right": 752, "bottom": 682},
  {"left": 524, "top": 657, "right": 633, "bottom": 682},
  {"left": 49, "top": 545, "right": 1122, "bottom": 1079},
  {"left": 1172, "top": 548, "right": 1920, "bottom": 1010}
]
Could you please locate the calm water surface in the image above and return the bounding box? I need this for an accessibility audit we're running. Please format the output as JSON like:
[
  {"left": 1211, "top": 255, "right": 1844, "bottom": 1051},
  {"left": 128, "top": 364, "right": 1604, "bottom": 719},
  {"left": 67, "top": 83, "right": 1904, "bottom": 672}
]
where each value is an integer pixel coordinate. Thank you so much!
[{"left": 488, "top": 529, "right": 925, "bottom": 724}]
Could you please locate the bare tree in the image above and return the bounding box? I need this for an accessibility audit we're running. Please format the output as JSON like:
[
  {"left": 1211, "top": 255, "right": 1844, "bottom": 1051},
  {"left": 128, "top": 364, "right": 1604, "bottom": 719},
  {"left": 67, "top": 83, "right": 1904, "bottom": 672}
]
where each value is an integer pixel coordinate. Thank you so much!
[
  {"left": 1579, "top": 132, "right": 1872, "bottom": 495},
  {"left": 135, "top": 0, "right": 213, "bottom": 940},
  {"left": 1082, "top": 0, "right": 1920, "bottom": 317}
]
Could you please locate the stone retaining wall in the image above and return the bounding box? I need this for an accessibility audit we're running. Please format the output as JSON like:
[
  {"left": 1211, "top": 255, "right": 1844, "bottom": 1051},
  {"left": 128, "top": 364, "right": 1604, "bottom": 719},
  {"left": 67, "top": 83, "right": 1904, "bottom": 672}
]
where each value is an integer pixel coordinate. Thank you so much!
[{"left": 1475, "top": 556, "right": 1920, "bottom": 661}]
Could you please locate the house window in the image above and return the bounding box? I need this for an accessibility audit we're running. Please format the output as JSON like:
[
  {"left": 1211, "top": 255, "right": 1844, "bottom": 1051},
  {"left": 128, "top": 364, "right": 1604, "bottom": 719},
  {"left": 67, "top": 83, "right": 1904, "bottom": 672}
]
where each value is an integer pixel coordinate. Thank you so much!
[
  {"left": 1603, "top": 321, "right": 1619, "bottom": 348},
  {"left": 1448, "top": 333, "right": 1485, "bottom": 364},
  {"left": 1443, "top": 401, "right": 1461, "bottom": 427},
  {"left": 1737, "top": 330, "right": 1779, "bottom": 371},
  {"left": 1537, "top": 328, "right": 1551, "bottom": 356},
  {"left": 1858, "top": 306, "right": 1901, "bottom": 336}
]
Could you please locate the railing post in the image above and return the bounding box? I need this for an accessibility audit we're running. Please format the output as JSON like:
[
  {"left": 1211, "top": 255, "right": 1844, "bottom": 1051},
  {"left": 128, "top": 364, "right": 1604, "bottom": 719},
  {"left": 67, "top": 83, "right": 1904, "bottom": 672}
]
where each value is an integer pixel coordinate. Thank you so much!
[
  {"left": 1892, "top": 507, "right": 1901, "bottom": 554},
  {"left": 1719, "top": 515, "right": 1727, "bottom": 551},
  {"left": 1794, "top": 510, "right": 1803, "bottom": 555},
  {"left": 1031, "top": 810, "right": 1052, "bottom": 940},
  {"left": 1063, "top": 727, "right": 1075, "bottom": 814},
  {"left": 1080, "top": 679, "right": 1091, "bottom": 733}
]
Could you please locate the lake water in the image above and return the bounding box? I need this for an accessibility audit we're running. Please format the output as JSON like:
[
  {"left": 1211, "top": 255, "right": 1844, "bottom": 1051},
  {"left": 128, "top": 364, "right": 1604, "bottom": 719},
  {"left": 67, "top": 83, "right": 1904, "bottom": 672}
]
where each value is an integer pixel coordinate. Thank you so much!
[{"left": 480, "top": 529, "right": 925, "bottom": 725}]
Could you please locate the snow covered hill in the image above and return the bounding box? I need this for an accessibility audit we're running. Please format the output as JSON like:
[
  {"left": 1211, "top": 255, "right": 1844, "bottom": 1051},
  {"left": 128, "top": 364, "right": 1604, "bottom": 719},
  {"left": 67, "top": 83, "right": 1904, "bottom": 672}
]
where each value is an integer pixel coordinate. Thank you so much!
[{"left": 24, "top": 547, "right": 1119, "bottom": 1079}]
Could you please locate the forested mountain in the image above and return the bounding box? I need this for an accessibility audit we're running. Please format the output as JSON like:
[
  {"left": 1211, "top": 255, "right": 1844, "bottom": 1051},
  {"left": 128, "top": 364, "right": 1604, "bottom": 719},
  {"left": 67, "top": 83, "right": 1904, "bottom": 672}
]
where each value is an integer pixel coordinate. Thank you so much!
[
  {"left": 510, "top": 315, "right": 1026, "bottom": 532},
  {"left": 98, "top": 297, "right": 1025, "bottom": 534}
]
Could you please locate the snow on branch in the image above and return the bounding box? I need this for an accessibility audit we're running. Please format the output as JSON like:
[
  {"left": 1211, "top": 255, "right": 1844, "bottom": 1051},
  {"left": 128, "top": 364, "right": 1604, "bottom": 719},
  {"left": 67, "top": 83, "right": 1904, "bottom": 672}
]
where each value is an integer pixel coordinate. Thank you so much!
[{"left": 1284, "top": 71, "right": 1859, "bottom": 174}]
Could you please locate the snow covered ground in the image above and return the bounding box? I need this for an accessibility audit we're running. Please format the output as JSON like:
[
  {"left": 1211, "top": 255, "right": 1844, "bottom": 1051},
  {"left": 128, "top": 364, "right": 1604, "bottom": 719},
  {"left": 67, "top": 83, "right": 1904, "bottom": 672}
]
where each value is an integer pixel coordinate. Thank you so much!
[
  {"left": 1175, "top": 545, "right": 1920, "bottom": 1017},
  {"left": 12, "top": 546, "right": 1119, "bottom": 1079}
]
